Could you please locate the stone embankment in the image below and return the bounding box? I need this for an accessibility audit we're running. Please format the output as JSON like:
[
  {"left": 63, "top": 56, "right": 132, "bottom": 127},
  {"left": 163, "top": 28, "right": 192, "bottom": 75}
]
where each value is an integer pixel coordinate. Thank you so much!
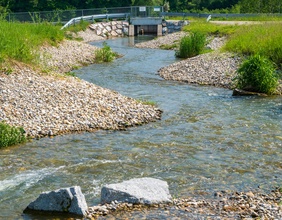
[
  {"left": 0, "top": 34, "right": 161, "bottom": 138},
  {"left": 89, "top": 21, "right": 129, "bottom": 38}
]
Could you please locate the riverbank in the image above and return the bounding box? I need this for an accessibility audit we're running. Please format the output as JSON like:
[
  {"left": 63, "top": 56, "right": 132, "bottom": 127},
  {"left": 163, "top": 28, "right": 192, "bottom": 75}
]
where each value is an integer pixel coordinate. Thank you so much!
[
  {"left": 87, "top": 187, "right": 282, "bottom": 219},
  {"left": 0, "top": 34, "right": 161, "bottom": 138},
  {"left": 135, "top": 31, "right": 282, "bottom": 95}
]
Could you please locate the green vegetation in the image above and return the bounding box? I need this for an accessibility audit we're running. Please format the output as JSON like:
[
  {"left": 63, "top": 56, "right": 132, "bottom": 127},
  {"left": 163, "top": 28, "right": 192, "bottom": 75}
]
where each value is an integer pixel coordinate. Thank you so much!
[
  {"left": 183, "top": 20, "right": 238, "bottom": 36},
  {"left": 65, "top": 72, "right": 77, "bottom": 77},
  {"left": 137, "top": 99, "right": 157, "bottom": 106},
  {"left": 0, "top": 122, "right": 26, "bottom": 148},
  {"left": 160, "top": 42, "right": 179, "bottom": 50},
  {"left": 0, "top": 20, "right": 64, "bottom": 65},
  {"left": 175, "top": 31, "right": 206, "bottom": 58},
  {"left": 234, "top": 54, "right": 279, "bottom": 94},
  {"left": 65, "top": 20, "right": 89, "bottom": 33},
  {"left": 224, "top": 23, "right": 282, "bottom": 68},
  {"left": 94, "top": 42, "right": 119, "bottom": 63}
]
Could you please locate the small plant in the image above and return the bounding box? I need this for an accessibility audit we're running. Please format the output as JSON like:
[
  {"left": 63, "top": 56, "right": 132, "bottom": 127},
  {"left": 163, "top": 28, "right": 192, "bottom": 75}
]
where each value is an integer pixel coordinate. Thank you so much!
[
  {"left": 160, "top": 43, "right": 178, "bottom": 50},
  {"left": 234, "top": 54, "right": 279, "bottom": 95},
  {"left": 137, "top": 99, "right": 157, "bottom": 106},
  {"left": 65, "top": 71, "right": 76, "bottom": 77},
  {"left": 175, "top": 31, "right": 206, "bottom": 58},
  {"left": 94, "top": 42, "right": 118, "bottom": 63},
  {"left": 0, "top": 122, "right": 26, "bottom": 148}
]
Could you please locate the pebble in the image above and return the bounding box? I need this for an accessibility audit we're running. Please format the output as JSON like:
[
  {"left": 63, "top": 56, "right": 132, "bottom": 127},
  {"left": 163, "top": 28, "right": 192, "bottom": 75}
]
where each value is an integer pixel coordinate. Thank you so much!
[
  {"left": 135, "top": 31, "right": 282, "bottom": 95},
  {"left": 88, "top": 188, "right": 282, "bottom": 219},
  {"left": 0, "top": 33, "right": 162, "bottom": 138}
]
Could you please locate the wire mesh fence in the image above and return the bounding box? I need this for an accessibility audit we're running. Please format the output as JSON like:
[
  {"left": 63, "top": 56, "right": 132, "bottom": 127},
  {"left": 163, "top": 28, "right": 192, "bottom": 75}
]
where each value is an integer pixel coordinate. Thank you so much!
[
  {"left": 5, "top": 7, "right": 133, "bottom": 23},
  {"left": 3, "top": 6, "right": 282, "bottom": 23}
]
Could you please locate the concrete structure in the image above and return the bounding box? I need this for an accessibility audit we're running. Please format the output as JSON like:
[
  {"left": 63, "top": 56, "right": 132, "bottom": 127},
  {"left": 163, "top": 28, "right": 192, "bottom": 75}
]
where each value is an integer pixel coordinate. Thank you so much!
[{"left": 128, "top": 6, "right": 163, "bottom": 36}]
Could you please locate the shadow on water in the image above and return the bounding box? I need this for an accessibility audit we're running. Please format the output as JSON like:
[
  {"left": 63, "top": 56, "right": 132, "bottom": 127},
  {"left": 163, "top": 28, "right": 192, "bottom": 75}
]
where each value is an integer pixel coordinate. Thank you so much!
[{"left": 0, "top": 36, "right": 281, "bottom": 219}]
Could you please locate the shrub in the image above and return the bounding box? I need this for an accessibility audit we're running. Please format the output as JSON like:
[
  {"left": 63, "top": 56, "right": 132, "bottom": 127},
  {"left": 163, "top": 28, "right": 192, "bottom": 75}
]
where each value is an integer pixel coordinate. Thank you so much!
[
  {"left": 94, "top": 42, "right": 118, "bottom": 63},
  {"left": 0, "top": 122, "right": 26, "bottom": 148},
  {"left": 234, "top": 54, "right": 279, "bottom": 94},
  {"left": 175, "top": 31, "right": 206, "bottom": 58}
]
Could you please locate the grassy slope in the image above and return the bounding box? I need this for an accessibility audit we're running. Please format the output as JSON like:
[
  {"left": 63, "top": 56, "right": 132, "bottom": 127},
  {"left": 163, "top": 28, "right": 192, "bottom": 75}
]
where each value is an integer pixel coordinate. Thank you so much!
[{"left": 0, "top": 20, "right": 64, "bottom": 65}]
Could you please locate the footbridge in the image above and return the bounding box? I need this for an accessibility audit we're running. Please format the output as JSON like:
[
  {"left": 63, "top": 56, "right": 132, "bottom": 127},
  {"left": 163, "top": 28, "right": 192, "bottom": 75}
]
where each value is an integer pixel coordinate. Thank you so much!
[{"left": 61, "top": 6, "right": 164, "bottom": 36}]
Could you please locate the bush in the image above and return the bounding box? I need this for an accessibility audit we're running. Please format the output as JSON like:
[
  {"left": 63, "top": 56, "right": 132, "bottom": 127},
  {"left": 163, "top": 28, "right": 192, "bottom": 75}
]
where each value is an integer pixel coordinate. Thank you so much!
[
  {"left": 94, "top": 42, "right": 118, "bottom": 63},
  {"left": 0, "top": 122, "right": 26, "bottom": 148},
  {"left": 175, "top": 31, "right": 206, "bottom": 58},
  {"left": 234, "top": 54, "right": 279, "bottom": 94}
]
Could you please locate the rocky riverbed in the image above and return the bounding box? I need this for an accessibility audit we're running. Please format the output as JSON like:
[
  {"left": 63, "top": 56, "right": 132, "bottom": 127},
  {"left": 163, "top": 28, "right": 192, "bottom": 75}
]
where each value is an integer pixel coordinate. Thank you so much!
[
  {"left": 86, "top": 188, "right": 282, "bottom": 219},
  {"left": 0, "top": 33, "right": 161, "bottom": 138}
]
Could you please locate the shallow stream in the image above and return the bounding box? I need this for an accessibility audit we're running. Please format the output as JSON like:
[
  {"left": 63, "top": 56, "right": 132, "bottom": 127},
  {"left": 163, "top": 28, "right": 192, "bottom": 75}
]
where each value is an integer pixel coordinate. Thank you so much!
[{"left": 0, "top": 36, "right": 281, "bottom": 219}]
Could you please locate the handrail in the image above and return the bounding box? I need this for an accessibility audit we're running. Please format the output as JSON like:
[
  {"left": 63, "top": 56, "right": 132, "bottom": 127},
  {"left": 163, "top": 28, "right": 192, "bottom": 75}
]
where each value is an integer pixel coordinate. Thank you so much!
[{"left": 61, "top": 13, "right": 130, "bottom": 29}]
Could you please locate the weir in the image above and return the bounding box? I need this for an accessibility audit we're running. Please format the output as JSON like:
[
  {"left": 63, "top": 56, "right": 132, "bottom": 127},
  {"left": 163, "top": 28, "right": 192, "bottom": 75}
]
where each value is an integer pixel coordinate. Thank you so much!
[
  {"left": 128, "top": 6, "right": 163, "bottom": 36},
  {"left": 61, "top": 6, "right": 164, "bottom": 36}
]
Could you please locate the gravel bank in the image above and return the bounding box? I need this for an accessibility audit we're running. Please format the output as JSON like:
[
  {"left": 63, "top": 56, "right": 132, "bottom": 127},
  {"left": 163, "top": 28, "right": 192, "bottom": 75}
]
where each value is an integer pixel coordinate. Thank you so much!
[
  {"left": 86, "top": 188, "right": 282, "bottom": 219},
  {"left": 0, "top": 34, "right": 161, "bottom": 138},
  {"left": 135, "top": 31, "right": 187, "bottom": 49},
  {"left": 136, "top": 31, "right": 282, "bottom": 94},
  {"left": 159, "top": 51, "right": 242, "bottom": 89}
]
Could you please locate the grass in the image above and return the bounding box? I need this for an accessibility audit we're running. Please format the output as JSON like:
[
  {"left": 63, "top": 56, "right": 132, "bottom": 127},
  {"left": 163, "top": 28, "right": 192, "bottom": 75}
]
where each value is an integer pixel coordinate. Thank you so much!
[
  {"left": 182, "top": 19, "right": 282, "bottom": 68},
  {"left": 94, "top": 42, "right": 119, "bottom": 63},
  {"left": 137, "top": 99, "right": 157, "bottom": 106},
  {"left": 0, "top": 20, "right": 64, "bottom": 65},
  {"left": 223, "top": 23, "right": 282, "bottom": 68},
  {"left": 182, "top": 20, "right": 238, "bottom": 36},
  {"left": 0, "top": 122, "right": 26, "bottom": 148},
  {"left": 160, "top": 42, "right": 179, "bottom": 50},
  {"left": 214, "top": 15, "right": 282, "bottom": 21},
  {"left": 64, "top": 20, "right": 90, "bottom": 33},
  {"left": 234, "top": 54, "right": 279, "bottom": 94},
  {"left": 175, "top": 31, "right": 206, "bottom": 58}
]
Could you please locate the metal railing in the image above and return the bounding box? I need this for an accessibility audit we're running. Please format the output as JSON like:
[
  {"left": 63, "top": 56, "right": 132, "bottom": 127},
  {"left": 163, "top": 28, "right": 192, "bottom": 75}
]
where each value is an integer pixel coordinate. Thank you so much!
[
  {"left": 4, "top": 7, "right": 132, "bottom": 23},
  {"left": 61, "top": 13, "right": 130, "bottom": 29},
  {"left": 4, "top": 6, "right": 164, "bottom": 23}
]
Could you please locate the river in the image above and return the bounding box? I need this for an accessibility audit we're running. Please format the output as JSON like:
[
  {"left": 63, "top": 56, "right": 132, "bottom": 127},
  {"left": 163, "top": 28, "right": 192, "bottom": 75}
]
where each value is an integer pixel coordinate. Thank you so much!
[{"left": 0, "top": 36, "right": 281, "bottom": 219}]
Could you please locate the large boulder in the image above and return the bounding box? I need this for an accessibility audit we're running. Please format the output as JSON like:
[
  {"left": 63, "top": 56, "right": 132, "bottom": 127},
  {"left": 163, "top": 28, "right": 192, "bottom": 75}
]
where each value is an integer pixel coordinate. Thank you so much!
[
  {"left": 24, "top": 186, "right": 88, "bottom": 216},
  {"left": 101, "top": 177, "right": 172, "bottom": 205}
]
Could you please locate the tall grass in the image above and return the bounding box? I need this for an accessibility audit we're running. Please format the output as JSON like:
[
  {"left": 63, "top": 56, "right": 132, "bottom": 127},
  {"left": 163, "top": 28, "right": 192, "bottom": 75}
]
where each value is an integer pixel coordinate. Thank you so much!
[
  {"left": 182, "top": 20, "right": 238, "bottom": 36},
  {"left": 175, "top": 31, "right": 206, "bottom": 58},
  {"left": 223, "top": 23, "right": 282, "bottom": 67},
  {"left": 0, "top": 20, "right": 64, "bottom": 64},
  {"left": 234, "top": 54, "right": 279, "bottom": 94}
]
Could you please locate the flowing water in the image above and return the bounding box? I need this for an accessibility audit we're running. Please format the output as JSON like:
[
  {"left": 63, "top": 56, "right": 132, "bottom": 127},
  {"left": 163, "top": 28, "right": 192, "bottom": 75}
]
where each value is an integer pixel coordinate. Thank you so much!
[{"left": 0, "top": 36, "right": 281, "bottom": 219}]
